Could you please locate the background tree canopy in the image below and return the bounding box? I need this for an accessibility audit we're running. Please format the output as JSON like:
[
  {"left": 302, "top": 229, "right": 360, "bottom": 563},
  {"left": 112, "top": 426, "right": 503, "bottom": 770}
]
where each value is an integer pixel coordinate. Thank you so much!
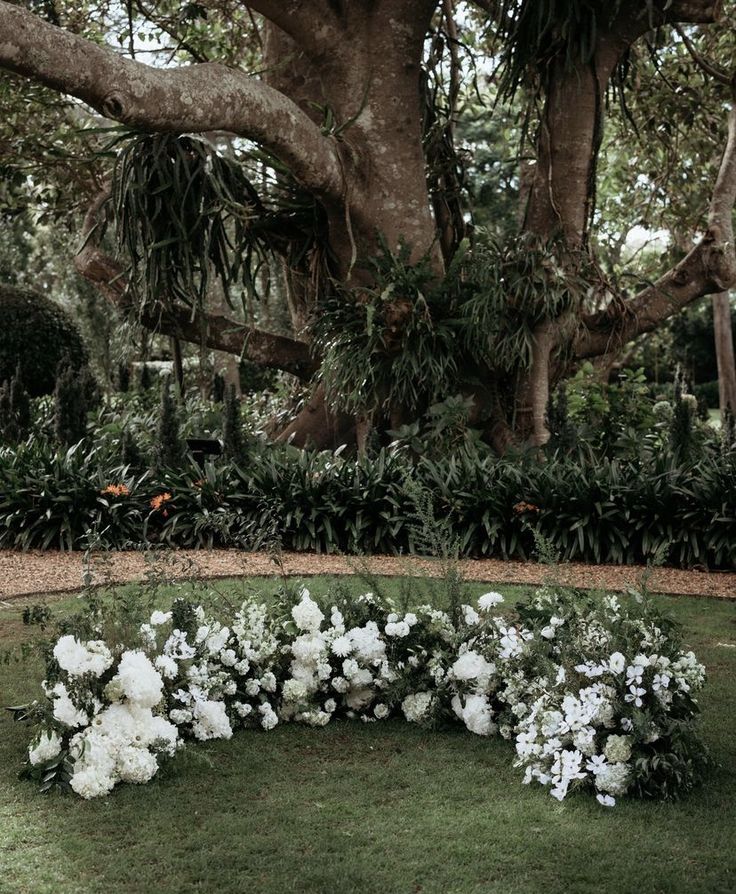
[{"left": 1, "top": 0, "right": 735, "bottom": 450}]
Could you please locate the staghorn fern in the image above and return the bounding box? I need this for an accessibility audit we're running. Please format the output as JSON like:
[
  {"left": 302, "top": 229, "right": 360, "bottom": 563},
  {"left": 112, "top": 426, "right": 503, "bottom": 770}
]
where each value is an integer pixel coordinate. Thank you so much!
[{"left": 110, "top": 132, "right": 321, "bottom": 316}]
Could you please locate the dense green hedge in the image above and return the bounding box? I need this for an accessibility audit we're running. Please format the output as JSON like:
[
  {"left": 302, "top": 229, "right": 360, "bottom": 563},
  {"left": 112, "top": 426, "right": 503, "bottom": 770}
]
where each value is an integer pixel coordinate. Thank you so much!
[
  {"left": 0, "top": 283, "right": 89, "bottom": 396},
  {"left": 1, "top": 442, "right": 734, "bottom": 568}
]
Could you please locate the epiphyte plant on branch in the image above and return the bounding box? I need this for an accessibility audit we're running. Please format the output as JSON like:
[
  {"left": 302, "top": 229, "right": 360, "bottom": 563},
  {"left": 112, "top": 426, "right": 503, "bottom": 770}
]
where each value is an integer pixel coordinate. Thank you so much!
[{"left": 0, "top": 0, "right": 735, "bottom": 452}]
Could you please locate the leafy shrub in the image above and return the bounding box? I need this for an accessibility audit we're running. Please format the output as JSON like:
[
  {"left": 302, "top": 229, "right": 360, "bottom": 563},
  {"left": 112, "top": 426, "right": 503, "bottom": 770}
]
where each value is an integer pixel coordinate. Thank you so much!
[
  {"left": 693, "top": 379, "right": 720, "bottom": 409},
  {"left": 0, "top": 283, "right": 89, "bottom": 397},
  {"left": 1, "top": 438, "right": 735, "bottom": 568}
]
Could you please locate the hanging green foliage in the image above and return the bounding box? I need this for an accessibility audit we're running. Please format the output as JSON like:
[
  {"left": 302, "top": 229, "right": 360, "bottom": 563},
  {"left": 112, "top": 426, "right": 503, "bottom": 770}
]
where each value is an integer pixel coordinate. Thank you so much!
[
  {"left": 110, "top": 132, "right": 321, "bottom": 315},
  {"left": 490, "top": 0, "right": 661, "bottom": 99},
  {"left": 311, "top": 234, "right": 593, "bottom": 418}
]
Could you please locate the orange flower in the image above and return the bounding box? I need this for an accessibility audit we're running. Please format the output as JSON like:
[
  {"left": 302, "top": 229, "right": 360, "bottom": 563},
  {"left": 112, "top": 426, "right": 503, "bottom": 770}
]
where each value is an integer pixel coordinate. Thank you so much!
[
  {"left": 150, "top": 492, "right": 173, "bottom": 513},
  {"left": 101, "top": 483, "right": 130, "bottom": 498},
  {"left": 513, "top": 501, "right": 540, "bottom": 515}
]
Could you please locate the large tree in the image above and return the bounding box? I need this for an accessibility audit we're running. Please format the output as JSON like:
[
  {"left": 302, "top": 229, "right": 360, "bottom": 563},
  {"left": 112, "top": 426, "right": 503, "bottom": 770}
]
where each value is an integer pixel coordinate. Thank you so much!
[{"left": 1, "top": 0, "right": 735, "bottom": 450}]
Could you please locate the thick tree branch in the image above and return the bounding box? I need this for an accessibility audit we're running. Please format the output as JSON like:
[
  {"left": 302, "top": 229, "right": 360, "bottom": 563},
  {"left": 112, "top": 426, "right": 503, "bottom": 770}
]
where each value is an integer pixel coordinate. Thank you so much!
[
  {"left": 0, "top": 1, "right": 342, "bottom": 199},
  {"left": 666, "top": 0, "right": 724, "bottom": 23},
  {"left": 575, "top": 99, "right": 736, "bottom": 359},
  {"left": 244, "top": 1, "right": 336, "bottom": 55},
  {"left": 74, "top": 192, "right": 318, "bottom": 380}
]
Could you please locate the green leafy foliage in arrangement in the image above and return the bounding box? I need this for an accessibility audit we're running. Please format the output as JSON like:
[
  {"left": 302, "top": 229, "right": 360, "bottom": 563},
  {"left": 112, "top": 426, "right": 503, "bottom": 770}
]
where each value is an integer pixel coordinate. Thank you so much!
[
  {"left": 311, "top": 235, "right": 591, "bottom": 417},
  {"left": 0, "top": 282, "right": 89, "bottom": 397}
]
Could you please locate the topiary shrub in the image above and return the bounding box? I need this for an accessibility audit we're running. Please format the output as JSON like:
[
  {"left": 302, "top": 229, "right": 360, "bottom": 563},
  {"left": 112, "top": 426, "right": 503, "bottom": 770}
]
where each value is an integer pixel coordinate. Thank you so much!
[{"left": 0, "top": 283, "right": 89, "bottom": 397}]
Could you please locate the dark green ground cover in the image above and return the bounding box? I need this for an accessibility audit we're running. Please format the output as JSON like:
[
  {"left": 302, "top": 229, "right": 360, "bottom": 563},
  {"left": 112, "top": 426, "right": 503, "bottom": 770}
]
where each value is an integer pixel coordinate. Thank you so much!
[{"left": 1, "top": 575, "right": 734, "bottom": 894}]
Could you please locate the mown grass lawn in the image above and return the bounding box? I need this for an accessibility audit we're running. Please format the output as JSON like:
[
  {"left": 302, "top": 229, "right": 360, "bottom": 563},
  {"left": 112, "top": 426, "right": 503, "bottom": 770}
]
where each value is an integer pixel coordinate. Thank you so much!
[{"left": 1, "top": 574, "right": 735, "bottom": 894}]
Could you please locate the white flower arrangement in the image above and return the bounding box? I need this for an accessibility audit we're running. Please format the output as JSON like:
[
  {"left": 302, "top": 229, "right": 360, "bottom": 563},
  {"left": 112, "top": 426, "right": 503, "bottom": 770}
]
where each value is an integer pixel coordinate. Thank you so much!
[{"left": 18, "top": 584, "right": 708, "bottom": 805}]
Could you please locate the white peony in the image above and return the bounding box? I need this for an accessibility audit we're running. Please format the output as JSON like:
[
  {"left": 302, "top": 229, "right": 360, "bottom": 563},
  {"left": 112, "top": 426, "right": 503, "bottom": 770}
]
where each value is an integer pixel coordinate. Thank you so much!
[
  {"left": 385, "top": 621, "right": 410, "bottom": 638},
  {"left": 347, "top": 623, "right": 386, "bottom": 663},
  {"left": 450, "top": 650, "right": 496, "bottom": 685},
  {"left": 150, "top": 610, "right": 172, "bottom": 626},
  {"left": 374, "top": 703, "right": 390, "bottom": 720},
  {"left": 154, "top": 655, "right": 178, "bottom": 680},
  {"left": 462, "top": 605, "right": 480, "bottom": 626}
]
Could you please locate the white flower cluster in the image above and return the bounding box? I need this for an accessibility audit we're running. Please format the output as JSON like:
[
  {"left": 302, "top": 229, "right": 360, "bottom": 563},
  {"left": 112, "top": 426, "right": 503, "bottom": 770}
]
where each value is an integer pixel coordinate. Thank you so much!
[
  {"left": 38, "top": 646, "right": 179, "bottom": 799},
  {"left": 510, "top": 589, "right": 707, "bottom": 806},
  {"left": 24, "top": 585, "right": 707, "bottom": 805}
]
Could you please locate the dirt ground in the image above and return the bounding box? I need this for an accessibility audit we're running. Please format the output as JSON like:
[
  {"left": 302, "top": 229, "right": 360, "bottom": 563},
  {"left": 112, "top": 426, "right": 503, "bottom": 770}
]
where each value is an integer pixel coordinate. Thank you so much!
[{"left": 1, "top": 548, "right": 735, "bottom": 601}]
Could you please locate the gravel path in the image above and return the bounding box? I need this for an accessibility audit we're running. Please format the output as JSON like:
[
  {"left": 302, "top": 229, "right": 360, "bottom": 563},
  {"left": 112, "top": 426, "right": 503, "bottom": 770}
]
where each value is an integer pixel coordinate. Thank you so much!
[{"left": 1, "top": 549, "right": 735, "bottom": 601}]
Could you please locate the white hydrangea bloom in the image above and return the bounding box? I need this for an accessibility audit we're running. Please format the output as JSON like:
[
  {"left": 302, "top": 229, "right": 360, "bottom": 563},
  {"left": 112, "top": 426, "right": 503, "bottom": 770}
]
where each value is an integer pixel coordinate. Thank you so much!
[
  {"left": 51, "top": 682, "right": 89, "bottom": 728},
  {"left": 28, "top": 730, "right": 62, "bottom": 766},
  {"left": 113, "top": 651, "right": 164, "bottom": 709},
  {"left": 259, "top": 703, "right": 279, "bottom": 730},
  {"left": 401, "top": 691, "right": 434, "bottom": 724},
  {"left": 283, "top": 679, "right": 309, "bottom": 703},
  {"left": 53, "top": 636, "right": 113, "bottom": 678},
  {"left": 192, "top": 699, "right": 232, "bottom": 740},
  {"left": 457, "top": 694, "right": 495, "bottom": 737},
  {"left": 292, "top": 592, "right": 324, "bottom": 632},
  {"left": 117, "top": 746, "right": 159, "bottom": 784},
  {"left": 595, "top": 761, "right": 631, "bottom": 796},
  {"left": 604, "top": 734, "right": 633, "bottom": 763}
]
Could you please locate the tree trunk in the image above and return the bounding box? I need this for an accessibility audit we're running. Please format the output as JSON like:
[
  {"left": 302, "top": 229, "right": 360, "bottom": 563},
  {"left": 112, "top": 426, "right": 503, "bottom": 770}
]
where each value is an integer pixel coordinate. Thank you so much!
[{"left": 712, "top": 290, "right": 736, "bottom": 414}]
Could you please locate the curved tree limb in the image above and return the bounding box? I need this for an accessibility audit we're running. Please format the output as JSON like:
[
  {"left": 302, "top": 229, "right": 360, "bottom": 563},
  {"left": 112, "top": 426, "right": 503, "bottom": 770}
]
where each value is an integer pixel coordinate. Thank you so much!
[
  {"left": 575, "top": 97, "right": 736, "bottom": 359},
  {"left": 75, "top": 191, "right": 318, "bottom": 380},
  {"left": 0, "top": 1, "right": 342, "bottom": 199}
]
